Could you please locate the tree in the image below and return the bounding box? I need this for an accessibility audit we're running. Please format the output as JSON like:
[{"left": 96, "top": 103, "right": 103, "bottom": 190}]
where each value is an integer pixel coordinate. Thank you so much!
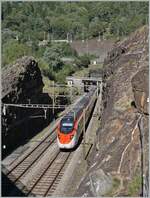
[
  {"left": 2, "top": 40, "right": 32, "bottom": 66},
  {"left": 75, "top": 54, "right": 90, "bottom": 68},
  {"left": 43, "top": 46, "right": 64, "bottom": 72}
]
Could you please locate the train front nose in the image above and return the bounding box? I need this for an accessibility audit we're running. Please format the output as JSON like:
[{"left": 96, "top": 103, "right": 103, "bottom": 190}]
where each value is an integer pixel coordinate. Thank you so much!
[
  {"left": 57, "top": 116, "right": 76, "bottom": 148},
  {"left": 57, "top": 137, "right": 76, "bottom": 149},
  {"left": 57, "top": 133, "right": 76, "bottom": 149},
  {"left": 58, "top": 133, "right": 74, "bottom": 144}
]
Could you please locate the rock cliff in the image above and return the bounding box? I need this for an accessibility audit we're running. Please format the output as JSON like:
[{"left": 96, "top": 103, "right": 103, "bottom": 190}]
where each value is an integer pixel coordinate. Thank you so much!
[
  {"left": 75, "top": 26, "right": 149, "bottom": 196},
  {"left": 2, "top": 56, "right": 45, "bottom": 103},
  {"left": 2, "top": 57, "right": 52, "bottom": 158}
]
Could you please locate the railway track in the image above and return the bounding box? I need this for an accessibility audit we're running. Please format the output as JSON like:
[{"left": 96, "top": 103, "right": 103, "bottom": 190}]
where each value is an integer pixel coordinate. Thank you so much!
[
  {"left": 26, "top": 151, "right": 72, "bottom": 196},
  {"left": 3, "top": 125, "right": 73, "bottom": 197},
  {"left": 5, "top": 127, "right": 57, "bottom": 183},
  {"left": 3, "top": 91, "right": 99, "bottom": 196}
]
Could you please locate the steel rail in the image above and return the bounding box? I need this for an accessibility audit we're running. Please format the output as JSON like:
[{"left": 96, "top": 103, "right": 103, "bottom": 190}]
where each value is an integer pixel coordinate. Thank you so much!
[
  {"left": 44, "top": 153, "right": 71, "bottom": 197},
  {"left": 7, "top": 128, "right": 57, "bottom": 178},
  {"left": 7, "top": 136, "right": 57, "bottom": 184},
  {"left": 26, "top": 150, "right": 61, "bottom": 196}
]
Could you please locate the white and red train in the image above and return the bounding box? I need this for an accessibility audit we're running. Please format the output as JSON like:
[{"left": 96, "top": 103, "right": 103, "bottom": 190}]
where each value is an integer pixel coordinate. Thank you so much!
[{"left": 57, "top": 87, "right": 97, "bottom": 149}]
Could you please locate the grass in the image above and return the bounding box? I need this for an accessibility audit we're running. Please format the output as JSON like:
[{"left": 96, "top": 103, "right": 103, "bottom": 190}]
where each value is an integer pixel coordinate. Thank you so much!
[{"left": 127, "top": 175, "right": 141, "bottom": 196}]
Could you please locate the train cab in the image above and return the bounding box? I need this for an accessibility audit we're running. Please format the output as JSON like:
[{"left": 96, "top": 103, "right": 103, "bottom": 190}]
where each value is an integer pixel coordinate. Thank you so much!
[
  {"left": 60, "top": 117, "right": 74, "bottom": 134},
  {"left": 57, "top": 115, "right": 78, "bottom": 149}
]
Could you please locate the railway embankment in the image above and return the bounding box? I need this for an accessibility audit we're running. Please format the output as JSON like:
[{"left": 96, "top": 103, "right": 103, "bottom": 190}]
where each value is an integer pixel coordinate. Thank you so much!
[{"left": 75, "top": 25, "right": 149, "bottom": 196}]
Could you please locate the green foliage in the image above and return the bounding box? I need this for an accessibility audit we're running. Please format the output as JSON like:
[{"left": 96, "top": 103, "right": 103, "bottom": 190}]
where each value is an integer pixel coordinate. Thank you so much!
[
  {"left": 55, "top": 64, "right": 75, "bottom": 83},
  {"left": 38, "top": 56, "right": 75, "bottom": 83},
  {"left": 42, "top": 42, "right": 77, "bottom": 77},
  {"left": 2, "top": 40, "right": 32, "bottom": 66},
  {"left": 2, "top": 1, "right": 148, "bottom": 44},
  {"left": 56, "top": 42, "right": 77, "bottom": 57},
  {"left": 38, "top": 58, "right": 55, "bottom": 80},
  {"left": 43, "top": 46, "right": 64, "bottom": 72},
  {"left": 1, "top": 1, "right": 149, "bottom": 81},
  {"left": 127, "top": 175, "right": 141, "bottom": 196},
  {"left": 75, "top": 54, "right": 91, "bottom": 68}
]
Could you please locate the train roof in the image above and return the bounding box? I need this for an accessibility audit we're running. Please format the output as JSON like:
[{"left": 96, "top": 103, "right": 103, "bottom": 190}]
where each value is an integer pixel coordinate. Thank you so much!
[{"left": 63, "top": 86, "right": 96, "bottom": 120}]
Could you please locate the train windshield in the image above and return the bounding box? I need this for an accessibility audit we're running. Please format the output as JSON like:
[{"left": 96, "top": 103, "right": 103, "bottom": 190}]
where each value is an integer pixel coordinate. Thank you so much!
[{"left": 60, "top": 117, "right": 74, "bottom": 134}]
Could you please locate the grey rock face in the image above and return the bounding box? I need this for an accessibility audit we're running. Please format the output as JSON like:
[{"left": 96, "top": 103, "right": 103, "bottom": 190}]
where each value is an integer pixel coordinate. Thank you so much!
[
  {"left": 89, "top": 169, "right": 112, "bottom": 196},
  {"left": 75, "top": 25, "right": 149, "bottom": 197},
  {"left": 2, "top": 56, "right": 44, "bottom": 102}
]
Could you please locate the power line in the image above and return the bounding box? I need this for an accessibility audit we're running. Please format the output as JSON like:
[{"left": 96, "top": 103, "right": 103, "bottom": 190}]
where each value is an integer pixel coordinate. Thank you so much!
[{"left": 2, "top": 103, "right": 68, "bottom": 109}]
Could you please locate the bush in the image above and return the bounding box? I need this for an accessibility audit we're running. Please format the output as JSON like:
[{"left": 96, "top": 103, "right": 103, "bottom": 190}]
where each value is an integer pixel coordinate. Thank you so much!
[
  {"left": 55, "top": 64, "right": 75, "bottom": 83},
  {"left": 2, "top": 39, "right": 32, "bottom": 66},
  {"left": 43, "top": 46, "right": 64, "bottom": 72},
  {"left": 38, "top": 58, "right": 55, "bottom": 80},
  {"left": 74, "top": 54, "right": 91, "bottom": 68},
  {"left": 51, "top": 42, "right": 77, "bottom": 57}
]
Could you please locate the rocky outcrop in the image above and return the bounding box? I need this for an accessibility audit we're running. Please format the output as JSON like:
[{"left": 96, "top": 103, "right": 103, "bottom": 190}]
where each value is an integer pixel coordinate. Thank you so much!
[
  {"left": 2, "top": 56, "right": 52, "bottom": 158},
  {"left": 131, "top": 67, "right": 149, "bottom": 115},
  {"left": 2, "top": 56, "right": 44, "bottom": 103},
  {"left": 75, "top": 26, "right": 149, "bottom": 196},
  {"left": 131, "top": 66, "right": 149, "bottom": 196}
]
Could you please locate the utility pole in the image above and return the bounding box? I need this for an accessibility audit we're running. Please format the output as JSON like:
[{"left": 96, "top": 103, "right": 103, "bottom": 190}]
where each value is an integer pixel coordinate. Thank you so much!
[
  {"left": 67, "top": 32, "right": 69, "bottom": 42},
  {"left": 98, "top": 32, "right": 101, "bottom": 42},
  {"left": 52, "top": 81, "right": 55, "bottom": 120},
  {"left": 70, "top": 33, "right": 73, "bottom": 43},
  {"left": 87, "top": 39, "right": 89, "bottom": 55},
  {"left": 96, "top": 81, "right": 99, "bottom": 98},
  {"left": 28, "top": 99, "right": 31, "bottom": 104},
  {"left": 44, "top": 31, "right": 46, "bottom": 40},
  {"left": 51, "top": 33, "right": 53, "bottom": 42},
  {"left": 50, "top": 27, "right": 53, "bottom": 42},
  {"left": 47, "top": 32, "right": 50, "bottom": 41},
  {"left": 28, "top": 35, "right": 31, "bottom": 41},
  {"left": 16, "top": 35, "right": 19, "bottom": 41},
  {"left": 99, "top": 81, "right": 103, "bottom": 117},
  {"left": 69, "top": 84, "right": 73, "bottom": 103},
  {"left": 3, "top": 105, "right": 6, "bottom": 116},
  {"left": 82, "top": 30, "right": 85, "bottom": 43}
]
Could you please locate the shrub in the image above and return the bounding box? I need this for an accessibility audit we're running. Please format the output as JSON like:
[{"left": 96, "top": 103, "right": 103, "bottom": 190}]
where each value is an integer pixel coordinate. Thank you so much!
[
  {"left": 2, "top": 39, "right": 32, "bottom": 66},
  {"left": 75, "top": 54, "right": 91, "bottom": 68}
]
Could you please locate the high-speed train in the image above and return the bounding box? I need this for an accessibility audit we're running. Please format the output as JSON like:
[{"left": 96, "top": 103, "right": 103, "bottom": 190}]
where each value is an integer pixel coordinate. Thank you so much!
[{"left": 56, "top": 87, "right": 97, "bottom": 149}]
